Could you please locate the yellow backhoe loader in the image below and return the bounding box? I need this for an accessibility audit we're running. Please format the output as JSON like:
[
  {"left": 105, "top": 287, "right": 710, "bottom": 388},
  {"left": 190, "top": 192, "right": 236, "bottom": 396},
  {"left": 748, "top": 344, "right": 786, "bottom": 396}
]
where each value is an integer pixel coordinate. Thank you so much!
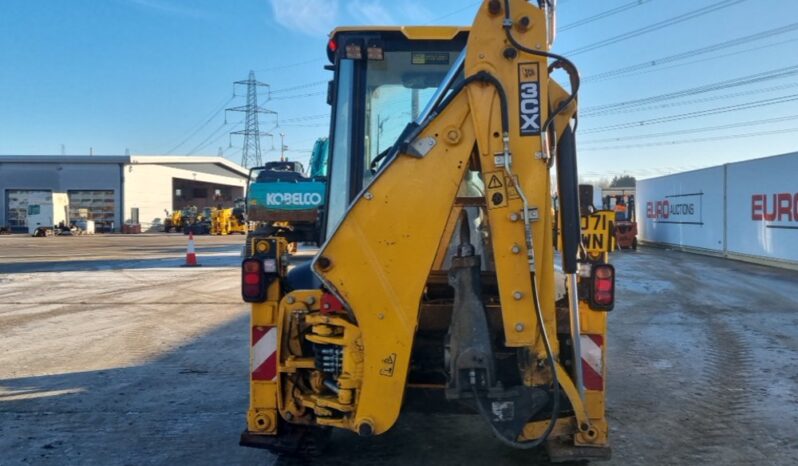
[
  {"left": 211, "top": 199, "right": 249, "bottom": 235},
  {"left": 239, "top": 1, "right": 615, "bottom": 461},
  {"left": 163, "top": 209, "right": 182, "bottom": 233}
]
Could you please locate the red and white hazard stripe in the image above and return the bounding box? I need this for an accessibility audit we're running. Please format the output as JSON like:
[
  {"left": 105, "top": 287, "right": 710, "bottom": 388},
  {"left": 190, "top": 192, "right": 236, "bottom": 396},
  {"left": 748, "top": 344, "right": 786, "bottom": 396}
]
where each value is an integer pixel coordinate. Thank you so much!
[
  {"left": 252, "top": 326, "right": 277, "bottom": 381},
  {"left": 581, "top": 334, "right": 604, "bottom": 391}
]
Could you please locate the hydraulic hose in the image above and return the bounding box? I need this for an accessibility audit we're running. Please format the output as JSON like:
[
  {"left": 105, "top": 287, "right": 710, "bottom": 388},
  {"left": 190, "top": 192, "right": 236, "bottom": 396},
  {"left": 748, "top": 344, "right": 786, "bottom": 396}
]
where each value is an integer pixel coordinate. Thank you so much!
[
  {"left": 445, "top": 69, "right": 561, "bottom": 449},
  {"left": 470, "top": 0, "right": 588, "bottom": 448},
  {"left": 502, "top": 0, "right": 580, "bottom": 135},
  {"left": 472, "top": 273, "right": 561, "bottom": 450}
]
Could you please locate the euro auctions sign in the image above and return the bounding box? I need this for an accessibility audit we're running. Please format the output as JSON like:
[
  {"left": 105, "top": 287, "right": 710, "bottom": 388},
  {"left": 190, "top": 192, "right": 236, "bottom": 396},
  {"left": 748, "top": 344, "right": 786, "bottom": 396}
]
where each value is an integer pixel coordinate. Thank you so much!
[
  {"left": 638, "top": 153, "right": 798, "bottom": 265},
  {"left": 635, "top": 166, "right": 724, "bottom": 252},
  {"left": 751, "top": 192, "right": 798, "bottom": 226},
  {"left": 646, "top": 192, "right": 703, "bottom": 225},
  {"left": 726, "top": 153, "right": 798, "bottom": 264}
]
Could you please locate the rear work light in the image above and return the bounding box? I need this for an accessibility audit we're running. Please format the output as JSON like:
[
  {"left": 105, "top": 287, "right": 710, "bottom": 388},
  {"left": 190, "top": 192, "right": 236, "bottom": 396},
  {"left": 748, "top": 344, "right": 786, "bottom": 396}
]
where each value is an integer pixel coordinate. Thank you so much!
[
  {"left": 242, "top": 258, "right": 266, "bottom": 303},
  {"left": 590, "top": 263, "right": 615, "bottom": 311},
  {"left": 345, "top": 40, "right": 364, "bottom": 60},
  {"left": 366, "top": 39, "right": 384, "bottom": 60}
]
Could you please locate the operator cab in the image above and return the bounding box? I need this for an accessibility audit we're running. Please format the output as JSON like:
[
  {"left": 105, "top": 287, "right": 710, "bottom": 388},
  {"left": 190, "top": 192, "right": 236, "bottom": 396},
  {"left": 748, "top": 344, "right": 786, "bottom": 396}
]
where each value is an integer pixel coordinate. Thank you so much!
[
  {"left": 322, "top": 27, "right": 469, "bottom": 242},
  {"left": 253, "top": 161, "right": 307, "bottom": 183}
]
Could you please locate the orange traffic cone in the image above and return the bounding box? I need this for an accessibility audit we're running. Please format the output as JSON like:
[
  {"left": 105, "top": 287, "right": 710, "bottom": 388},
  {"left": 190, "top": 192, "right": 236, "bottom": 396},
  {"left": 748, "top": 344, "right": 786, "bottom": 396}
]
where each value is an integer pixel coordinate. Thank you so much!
[{"left": 182, "top": 231, "right": 202, "bottom": 267}]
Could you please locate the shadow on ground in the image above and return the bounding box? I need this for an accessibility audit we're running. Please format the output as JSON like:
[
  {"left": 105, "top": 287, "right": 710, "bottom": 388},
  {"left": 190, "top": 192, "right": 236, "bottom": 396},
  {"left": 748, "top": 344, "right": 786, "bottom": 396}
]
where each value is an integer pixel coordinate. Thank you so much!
[
  {"left": 0, "top": 247, "right": 243, "bottom": 273},
  {"left": 0, "top": 312, "right": 560, "bottom": 466}
]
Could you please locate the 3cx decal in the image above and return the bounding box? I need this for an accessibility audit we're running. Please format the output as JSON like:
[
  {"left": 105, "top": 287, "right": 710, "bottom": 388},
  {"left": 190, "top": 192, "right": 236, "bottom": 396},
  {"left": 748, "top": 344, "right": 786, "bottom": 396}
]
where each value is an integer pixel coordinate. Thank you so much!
[{"left": 518, "top": 63, "right": 541, "bottom": 136}]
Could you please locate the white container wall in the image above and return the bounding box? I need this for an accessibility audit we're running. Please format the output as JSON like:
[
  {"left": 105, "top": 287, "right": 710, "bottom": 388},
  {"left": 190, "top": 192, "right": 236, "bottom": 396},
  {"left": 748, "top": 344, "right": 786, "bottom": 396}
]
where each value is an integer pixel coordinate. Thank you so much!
[
  {"left": 726, "top": 154, "right": 798, "bottom": 264},
  {"left": 636, "top": 152, "right": 798, "bottom": 268},
  {"left": 636, "top": 166, "right": 725, "bottom": 252}
]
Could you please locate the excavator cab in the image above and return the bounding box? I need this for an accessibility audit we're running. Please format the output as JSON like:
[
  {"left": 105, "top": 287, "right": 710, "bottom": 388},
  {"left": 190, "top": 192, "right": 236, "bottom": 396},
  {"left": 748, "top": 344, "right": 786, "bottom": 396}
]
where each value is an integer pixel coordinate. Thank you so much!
[
  {"left": 322, "top": 27, "right": 469, "bottom": 241},
  {"left": 241, "top": 2, "right": 613, "bottom": 462}
]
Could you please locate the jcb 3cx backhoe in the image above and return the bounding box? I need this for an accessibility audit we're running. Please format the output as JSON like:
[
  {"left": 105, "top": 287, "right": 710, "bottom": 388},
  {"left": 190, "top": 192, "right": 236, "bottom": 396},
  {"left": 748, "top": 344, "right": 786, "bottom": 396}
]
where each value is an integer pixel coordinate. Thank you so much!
[{"left": 240, "top": 0, "right": 615, "bottom": 461}]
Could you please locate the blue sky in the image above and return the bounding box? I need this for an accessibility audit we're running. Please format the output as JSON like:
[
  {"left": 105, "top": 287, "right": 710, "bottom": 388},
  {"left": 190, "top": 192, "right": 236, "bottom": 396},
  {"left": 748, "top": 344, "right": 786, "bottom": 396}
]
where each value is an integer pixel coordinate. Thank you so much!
[{"left": 1, "top": 0, "right": 797, "bottom": 181}]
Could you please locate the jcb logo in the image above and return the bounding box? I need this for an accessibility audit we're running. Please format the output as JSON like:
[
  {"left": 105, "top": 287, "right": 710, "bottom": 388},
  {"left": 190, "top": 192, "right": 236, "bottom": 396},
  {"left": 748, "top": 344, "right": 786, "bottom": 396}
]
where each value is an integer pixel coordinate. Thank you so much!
[{"left": 518, "top": 63, "right": 541, "bottom": 136}]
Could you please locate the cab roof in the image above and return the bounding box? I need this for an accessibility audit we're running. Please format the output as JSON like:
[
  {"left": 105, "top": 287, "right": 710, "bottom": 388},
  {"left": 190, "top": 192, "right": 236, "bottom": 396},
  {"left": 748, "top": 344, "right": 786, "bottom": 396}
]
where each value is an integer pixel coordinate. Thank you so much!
[{"left": 330, "top": 26, "right": 470, "bottom": 41}]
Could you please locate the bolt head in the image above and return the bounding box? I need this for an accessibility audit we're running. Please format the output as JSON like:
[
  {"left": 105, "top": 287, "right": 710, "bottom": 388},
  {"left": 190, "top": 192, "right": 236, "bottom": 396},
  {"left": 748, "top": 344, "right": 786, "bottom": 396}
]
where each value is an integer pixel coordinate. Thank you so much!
[
  {"left": 511, "top": 245, "right": 521, "bottom": 254},
  {"left": 513, "top": 291, "right": 523, "bottom": 300},
  {"left": 515, "top": 323, "right": 524, "bottom": 332},
  {"left": 509, "top": 212, "right": 520, "bottom": 222},
  {"left": 286, "top": 296, "right": 295, "bottom": 304}
]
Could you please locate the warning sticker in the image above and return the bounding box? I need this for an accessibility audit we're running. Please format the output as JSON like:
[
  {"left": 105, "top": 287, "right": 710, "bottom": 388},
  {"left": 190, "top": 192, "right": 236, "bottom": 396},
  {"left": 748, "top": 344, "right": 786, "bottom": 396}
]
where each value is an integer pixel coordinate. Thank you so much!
[
  {"left": 380, "top": 353, "right": 397, "bottom": 377},
  {"left": 488, "top": 174, "right": 503, "bottom": 189},
  {"left": 485, "top": 171, "right": 508, "bottom": 209}
]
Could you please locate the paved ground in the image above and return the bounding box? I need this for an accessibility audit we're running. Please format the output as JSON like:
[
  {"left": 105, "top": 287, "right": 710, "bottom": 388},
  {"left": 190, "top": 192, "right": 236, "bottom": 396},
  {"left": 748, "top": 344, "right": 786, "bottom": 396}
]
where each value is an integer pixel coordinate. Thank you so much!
[{"left": 1, "top": 234, "right": 797, "bottom": 465}]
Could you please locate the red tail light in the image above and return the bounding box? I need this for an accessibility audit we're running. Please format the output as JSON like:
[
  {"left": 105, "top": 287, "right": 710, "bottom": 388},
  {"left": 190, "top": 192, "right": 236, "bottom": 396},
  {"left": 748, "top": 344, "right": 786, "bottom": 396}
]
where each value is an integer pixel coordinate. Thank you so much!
[
  {"left": 327, "top": 38, "right": 338, "bottom": 62},
  {"left": 590, "top": 264, "right": 615, "bottom": 310},
  {"left": 242, "top": 258, "right": 266, "bottom": 302}
]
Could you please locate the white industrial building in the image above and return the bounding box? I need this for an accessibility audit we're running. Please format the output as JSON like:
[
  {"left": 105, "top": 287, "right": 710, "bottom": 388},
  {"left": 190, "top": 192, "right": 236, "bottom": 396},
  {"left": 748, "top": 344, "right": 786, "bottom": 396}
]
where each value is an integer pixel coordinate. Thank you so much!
[
  {"left": 636, "top": 150, "right": 798, "bottom": 269},
  {"left": 0, "top": 155, "right": 249, "bottom": 232}
]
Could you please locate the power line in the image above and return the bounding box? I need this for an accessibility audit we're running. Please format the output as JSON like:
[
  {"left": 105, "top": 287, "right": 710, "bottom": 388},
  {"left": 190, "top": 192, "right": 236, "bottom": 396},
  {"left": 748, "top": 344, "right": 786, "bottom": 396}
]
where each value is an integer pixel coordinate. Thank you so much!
[
  {"left": 270, "top": 81, "right": 327, "bottom": 95},
  {"left": 255, "top": 57, "right": 325, "bottom": 73},
  {"left": 584, "top": 82, "right": 798, "bottom": 118},
  {"left": 270, "top": 91, "right": 325, "bottom": 101},
  {"left": 280, "top": 123, "right": 329, "bottom": 128},
  {"left": 279, "top": 114, "right": 329, "bottom": 123},
  {"left": 425, "top": 1, "right": 482, "bottom": 24},
  {"left": 583, "top": 22, "right": 798, "bottom": 82},
  {"left": 585, "top": 36, "right": 798, "bottom": 85},
  {"left": 193, "top": 121, "right": 245, "bottom": 155},
  {"left": 564, "top": 0, "right": 748, "bottom": 56},
  {"left": 579, "top": 114, "right": 798, "bottom": 144},
  {"left": 580, "top": 93, "right": 798, "bottom": 134},
  {"left": 560, "top": 0, "right": 653, "bottom": 32},
  {"left": 185, "top": 121, "right": 232, "bottom": 155},
  {"left": 580, "top": 126, "right": 798, "bottom": 151},
  {"left": 165, "top": 95, "right": 234, "bottom": 154},
  {"left": 581, "top": 64, "right": 798, "bottom": 116}
]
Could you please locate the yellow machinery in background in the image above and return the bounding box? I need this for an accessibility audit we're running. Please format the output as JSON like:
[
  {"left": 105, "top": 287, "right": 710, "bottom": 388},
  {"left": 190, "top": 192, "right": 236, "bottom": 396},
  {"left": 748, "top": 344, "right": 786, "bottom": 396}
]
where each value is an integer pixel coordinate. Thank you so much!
[
  {"left": 239, "top": 1, "right": 615, "bottom": 461},
  {"left": 163, "top": 209, "right": 183, "bottom": 233},
  {"left": 211, "top": 200, "right": 249, "bottom": 236}
]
